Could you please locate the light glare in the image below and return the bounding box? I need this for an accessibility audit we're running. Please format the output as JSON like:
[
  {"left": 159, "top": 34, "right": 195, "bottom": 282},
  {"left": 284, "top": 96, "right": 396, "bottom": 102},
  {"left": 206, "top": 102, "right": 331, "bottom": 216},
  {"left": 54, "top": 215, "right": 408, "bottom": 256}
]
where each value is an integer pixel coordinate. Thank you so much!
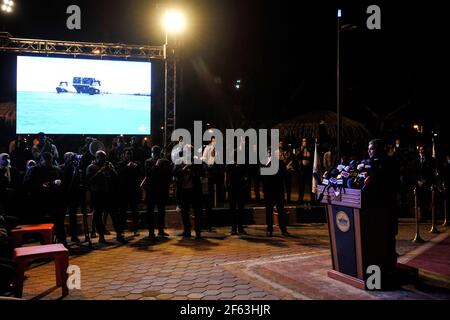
[{"left": 164, "top": 10, "right": 186, "bottom": 33}]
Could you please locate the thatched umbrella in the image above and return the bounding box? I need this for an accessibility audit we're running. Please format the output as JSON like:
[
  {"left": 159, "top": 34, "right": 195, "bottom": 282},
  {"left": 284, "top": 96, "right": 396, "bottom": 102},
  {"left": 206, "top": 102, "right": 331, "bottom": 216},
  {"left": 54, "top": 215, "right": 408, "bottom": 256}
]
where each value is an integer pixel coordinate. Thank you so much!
[
  {"left": 0, "top": 102, "right": 15, "bottom": 124},
  {"left": 273, "top": 110, "right": 371, "bottom": 141}
]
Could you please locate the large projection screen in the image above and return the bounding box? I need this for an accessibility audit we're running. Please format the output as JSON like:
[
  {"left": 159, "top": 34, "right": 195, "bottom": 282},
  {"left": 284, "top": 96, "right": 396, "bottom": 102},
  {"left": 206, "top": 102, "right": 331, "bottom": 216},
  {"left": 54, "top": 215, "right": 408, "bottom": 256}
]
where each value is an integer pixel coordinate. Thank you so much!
[{"left": 16, "top": 56, "right": 151, "bottom": 135}]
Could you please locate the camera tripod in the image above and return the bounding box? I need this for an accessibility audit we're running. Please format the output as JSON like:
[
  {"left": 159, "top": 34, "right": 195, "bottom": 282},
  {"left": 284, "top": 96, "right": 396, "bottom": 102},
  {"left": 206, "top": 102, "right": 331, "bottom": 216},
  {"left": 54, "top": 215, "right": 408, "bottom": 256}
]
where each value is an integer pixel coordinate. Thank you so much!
[{"left": 80, "top": 209, "right": 93, "bottom": 249}]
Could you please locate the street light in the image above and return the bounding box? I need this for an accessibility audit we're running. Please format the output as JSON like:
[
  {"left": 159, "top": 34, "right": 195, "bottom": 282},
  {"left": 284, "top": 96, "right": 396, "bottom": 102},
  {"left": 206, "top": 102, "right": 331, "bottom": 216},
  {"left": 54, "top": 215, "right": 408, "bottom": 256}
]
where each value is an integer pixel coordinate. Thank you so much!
[
  {"left": 162, "top": 9, "right": 186, "bottom": 144},
  {"left": 163, "top": 9, "right": 186, "bottom": 39},
  {"left": 336, "top": 9, "right": 357, "bottom": 163},
  {"left": 1, "top": 0, "right": 14, "bottom": 13}
]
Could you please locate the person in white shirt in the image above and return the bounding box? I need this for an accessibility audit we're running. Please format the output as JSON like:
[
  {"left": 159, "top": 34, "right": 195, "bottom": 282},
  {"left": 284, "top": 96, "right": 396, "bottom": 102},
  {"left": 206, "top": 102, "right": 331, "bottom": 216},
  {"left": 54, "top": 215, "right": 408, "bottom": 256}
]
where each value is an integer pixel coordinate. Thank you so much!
[{"left": 202, "top": 137, "right": 216, "bottom": 166}]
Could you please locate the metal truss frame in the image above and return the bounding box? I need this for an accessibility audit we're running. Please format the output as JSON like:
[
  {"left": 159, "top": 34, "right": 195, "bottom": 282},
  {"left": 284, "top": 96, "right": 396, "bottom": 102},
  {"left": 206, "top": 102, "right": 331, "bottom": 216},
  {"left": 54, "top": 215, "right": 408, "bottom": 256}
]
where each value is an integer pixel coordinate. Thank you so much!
[{"left": 0, "top": 32, "right": 176, "bottom": 144}]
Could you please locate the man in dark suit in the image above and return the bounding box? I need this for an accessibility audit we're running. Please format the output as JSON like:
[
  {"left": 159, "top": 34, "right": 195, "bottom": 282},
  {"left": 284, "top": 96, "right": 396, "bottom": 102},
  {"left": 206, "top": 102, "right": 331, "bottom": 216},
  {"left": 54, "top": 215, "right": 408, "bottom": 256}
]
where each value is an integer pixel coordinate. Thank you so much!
[
  {"left": 414, "top": 145, "right": 435, "bottom": 222},
  {"left": 295, "top": 138, "right": 313, "bottom": 204},
  {"left": 173, "top": 146, "right": 204, "bottom": 239},
  {"left": 86, "top": 151, "right": 126, "bottom": 244},
  {"left": 117, "top": 148, "right": 144, "bottom": 237},
  {"left": 262, "top": 149, "right": 289, "bottom": 237},
  {"left": 144, "top": 146, "right": 172, "bottom": 240},
  {"left": 226, "top": 150, "right": 249, "bottom": 235},
  {"left": 365, "top": 139, "right": 400, "bottom": 278}
]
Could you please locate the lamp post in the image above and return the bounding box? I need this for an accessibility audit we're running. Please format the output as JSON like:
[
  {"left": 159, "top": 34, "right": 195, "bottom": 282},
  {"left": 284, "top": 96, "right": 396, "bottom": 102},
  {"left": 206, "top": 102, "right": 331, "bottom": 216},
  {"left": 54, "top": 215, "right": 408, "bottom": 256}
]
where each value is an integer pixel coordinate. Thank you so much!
[
  {"left": 162, "top": 9, "right": 186, "bottom": 144},
  {"left": 336, "top": 9, "right": 356, "bottom": 163}
]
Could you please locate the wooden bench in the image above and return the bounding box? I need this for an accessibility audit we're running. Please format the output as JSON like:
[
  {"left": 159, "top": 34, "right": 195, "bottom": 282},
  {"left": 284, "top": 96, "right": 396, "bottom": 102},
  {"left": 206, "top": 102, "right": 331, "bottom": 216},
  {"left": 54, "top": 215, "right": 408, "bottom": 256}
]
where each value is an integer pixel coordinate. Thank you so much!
[
  {"left": 13, "top": 244, "right": 69, "bottom": 298},
  {"left": 11, "top": 224, "right": 54, "bottom": 248}
]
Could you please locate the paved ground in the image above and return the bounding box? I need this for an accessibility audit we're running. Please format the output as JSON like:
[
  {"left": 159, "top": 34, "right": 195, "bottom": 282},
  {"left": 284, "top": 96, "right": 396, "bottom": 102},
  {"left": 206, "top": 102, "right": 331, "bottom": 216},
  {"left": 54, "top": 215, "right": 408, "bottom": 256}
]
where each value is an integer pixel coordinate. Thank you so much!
[{"left": 14, "top": 219, "right": 450, "bottom": 300}]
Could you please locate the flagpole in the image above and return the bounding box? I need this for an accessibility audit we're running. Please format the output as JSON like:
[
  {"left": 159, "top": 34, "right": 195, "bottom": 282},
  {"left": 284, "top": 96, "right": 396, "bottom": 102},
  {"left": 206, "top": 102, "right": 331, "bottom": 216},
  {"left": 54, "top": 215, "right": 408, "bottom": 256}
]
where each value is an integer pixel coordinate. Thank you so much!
[{"left": 312, "top": 138, "right": 320, "bottom": 198}]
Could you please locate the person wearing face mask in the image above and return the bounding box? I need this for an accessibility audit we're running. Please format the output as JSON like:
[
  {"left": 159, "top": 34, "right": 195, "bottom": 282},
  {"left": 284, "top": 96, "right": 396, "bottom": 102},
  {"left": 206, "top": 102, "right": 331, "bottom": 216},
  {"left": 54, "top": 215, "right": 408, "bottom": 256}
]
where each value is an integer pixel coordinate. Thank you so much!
[
  {"left": 86, "top": 150, "right": 126, "bottom": 244},
  {"left": 23, "top": 152, "right": 67, "bottom": 246}
]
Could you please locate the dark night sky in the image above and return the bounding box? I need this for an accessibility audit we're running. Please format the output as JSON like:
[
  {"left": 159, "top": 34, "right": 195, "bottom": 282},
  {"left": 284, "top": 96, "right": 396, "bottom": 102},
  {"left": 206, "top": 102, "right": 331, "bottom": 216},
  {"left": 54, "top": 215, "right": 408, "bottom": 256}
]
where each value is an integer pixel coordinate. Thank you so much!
[{"left": 0, "top": 0, "right": 447, "bottom": 141}]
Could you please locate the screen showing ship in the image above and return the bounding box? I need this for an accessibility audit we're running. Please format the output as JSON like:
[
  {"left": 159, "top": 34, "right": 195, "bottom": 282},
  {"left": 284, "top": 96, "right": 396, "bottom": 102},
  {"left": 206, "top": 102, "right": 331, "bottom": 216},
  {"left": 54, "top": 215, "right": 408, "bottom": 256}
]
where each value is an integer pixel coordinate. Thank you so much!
[{"left": 17, "top": 56, "right": 152, "bottom": 135}]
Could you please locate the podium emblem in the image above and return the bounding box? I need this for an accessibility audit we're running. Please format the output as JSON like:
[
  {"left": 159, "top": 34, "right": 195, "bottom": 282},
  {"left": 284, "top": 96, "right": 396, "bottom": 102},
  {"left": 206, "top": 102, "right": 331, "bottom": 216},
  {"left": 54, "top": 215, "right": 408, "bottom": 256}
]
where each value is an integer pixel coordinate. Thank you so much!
[{"left": 336, "top": 211, "right": 350, "bottom": 232}]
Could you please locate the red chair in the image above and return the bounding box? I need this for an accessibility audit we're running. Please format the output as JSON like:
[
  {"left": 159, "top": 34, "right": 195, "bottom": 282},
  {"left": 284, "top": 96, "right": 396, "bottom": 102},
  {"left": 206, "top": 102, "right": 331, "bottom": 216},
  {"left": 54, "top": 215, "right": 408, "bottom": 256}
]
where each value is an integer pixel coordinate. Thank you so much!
[
  {"left": 11, "top": 224, "right": 54, "bottom": 248},
  {"left": 13, "top": 244, "right": 69, "bottom": 298}
]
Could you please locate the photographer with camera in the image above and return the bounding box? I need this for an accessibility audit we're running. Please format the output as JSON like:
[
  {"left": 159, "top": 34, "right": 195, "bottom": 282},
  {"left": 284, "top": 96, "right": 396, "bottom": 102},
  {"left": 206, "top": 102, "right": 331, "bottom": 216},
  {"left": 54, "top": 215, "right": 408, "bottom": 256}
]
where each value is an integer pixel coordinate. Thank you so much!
[
  {"left": 31, "top": 132, "right": 59, "bottom": 165},
  {"left": 86, "top": 150, "right": 126, "bottom": 244},
  {"left": 23, "top": 152, "right": 67, "bottom": 246},
  {"left": 59, "top": 152, "right": 86, "bottom": 243}
]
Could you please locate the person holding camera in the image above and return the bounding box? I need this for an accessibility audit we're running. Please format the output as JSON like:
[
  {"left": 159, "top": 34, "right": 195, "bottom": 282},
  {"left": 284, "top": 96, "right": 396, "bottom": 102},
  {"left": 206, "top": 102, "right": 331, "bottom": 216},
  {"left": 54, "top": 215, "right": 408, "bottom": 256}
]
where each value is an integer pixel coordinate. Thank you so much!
[
  {"left": 59, "top": 152, "right": 86, "bottom": 243},
  {"left": 86, "top": 150, "right": 126, "bottom": 244},
  {"left": 23, "top": 152, "right": 67, "bottom": 246}
]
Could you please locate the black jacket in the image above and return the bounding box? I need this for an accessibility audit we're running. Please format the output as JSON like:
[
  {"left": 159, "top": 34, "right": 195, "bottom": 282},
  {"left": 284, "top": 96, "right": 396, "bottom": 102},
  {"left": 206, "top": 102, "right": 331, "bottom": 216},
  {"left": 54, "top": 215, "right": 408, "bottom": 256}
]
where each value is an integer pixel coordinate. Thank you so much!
[{"left": 262, "top": 160, "right": 286, "bottom": 200}]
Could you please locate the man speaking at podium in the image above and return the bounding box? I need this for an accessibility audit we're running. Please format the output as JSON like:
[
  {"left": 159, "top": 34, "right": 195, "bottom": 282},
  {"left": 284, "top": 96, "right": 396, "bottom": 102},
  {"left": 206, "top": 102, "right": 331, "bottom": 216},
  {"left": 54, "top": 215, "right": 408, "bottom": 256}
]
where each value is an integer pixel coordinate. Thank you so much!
[{"left": 365, "top": 139, "right": 400, "bottom": 278}]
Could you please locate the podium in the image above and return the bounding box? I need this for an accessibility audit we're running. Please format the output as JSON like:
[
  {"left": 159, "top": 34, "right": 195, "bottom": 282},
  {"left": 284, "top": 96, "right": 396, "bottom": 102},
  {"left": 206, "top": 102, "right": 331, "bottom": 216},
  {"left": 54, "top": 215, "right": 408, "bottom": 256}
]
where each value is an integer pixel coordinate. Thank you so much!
[{"left": 317, "top": 185, "right": 395, "bottom": 289}]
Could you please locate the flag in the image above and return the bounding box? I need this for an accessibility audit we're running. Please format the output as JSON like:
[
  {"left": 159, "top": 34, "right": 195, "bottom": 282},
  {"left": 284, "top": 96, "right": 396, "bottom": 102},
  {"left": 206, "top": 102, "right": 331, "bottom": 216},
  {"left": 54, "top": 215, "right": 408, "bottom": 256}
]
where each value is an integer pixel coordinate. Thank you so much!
[{"left": 312, "top": 142, "right": 320, "bottom": 194}]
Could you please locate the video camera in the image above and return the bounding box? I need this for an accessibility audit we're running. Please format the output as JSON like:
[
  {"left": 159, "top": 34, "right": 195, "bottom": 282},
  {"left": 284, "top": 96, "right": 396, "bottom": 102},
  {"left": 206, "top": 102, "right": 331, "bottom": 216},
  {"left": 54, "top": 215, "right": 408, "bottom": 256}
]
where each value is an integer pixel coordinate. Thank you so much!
[
  {"left": 66, "top": 153, "right": 84, "bottom": 169},
  {"left": 72, "top": 154, "right": 83, "bottom": 168}
]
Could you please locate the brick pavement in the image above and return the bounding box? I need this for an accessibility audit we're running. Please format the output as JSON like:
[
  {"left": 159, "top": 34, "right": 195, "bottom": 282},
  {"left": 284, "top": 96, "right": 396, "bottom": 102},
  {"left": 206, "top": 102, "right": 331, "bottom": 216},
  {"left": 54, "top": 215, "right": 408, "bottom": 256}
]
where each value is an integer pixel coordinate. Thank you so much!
[{"left": 13, "top": 221, "right": 450, "bottom": 300}]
